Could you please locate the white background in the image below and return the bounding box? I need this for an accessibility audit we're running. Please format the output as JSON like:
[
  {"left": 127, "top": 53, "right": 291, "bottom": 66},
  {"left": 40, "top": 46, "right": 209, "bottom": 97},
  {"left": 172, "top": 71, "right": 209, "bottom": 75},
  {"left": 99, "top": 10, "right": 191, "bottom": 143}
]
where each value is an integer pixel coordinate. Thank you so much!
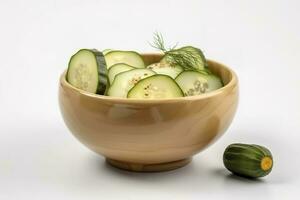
[{"left": 0, "top": 0, "right": 299, "bottom": 199}]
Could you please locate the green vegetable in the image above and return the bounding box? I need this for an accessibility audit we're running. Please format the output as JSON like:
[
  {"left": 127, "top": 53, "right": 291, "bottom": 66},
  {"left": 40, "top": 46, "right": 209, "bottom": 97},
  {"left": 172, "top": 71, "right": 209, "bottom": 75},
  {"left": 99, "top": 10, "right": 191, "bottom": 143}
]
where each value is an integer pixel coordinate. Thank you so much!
[
  {"left": 108, "top": 63, "right": 135, "bottom": 84},
  {"left": 205, "top": 74, "right": 223, "bottom": 92},
  {"left": 127, "top": 75, "right": 183, "bottom": 99},
  {"left": 146, "top": 62, "right": 183, "bottom": 78},
  {"left": 104, "top": 50, "right": 145, "bottom": 69},
  {"left": 107, "top": 68, "right": 156, "bottom": 97},
  {"left": 223, "top": 143, "right": 273, "bottom": 178},
  {"left": 175, "top": 71, "right": 223, "bottom": 96},
  {"left": 175, "top": 70, "right": 208, "bottom": 96},
  {"left": 67, "top": 49, "right": 108, "bottom": 94}
]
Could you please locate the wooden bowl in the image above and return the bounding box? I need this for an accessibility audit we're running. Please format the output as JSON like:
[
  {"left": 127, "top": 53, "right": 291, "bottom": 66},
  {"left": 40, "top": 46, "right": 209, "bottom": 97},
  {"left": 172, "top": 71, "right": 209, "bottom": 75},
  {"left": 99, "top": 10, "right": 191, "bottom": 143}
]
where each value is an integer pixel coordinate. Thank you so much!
[{"left": 59, "top": 54, "right": 238, "bottom": 172}]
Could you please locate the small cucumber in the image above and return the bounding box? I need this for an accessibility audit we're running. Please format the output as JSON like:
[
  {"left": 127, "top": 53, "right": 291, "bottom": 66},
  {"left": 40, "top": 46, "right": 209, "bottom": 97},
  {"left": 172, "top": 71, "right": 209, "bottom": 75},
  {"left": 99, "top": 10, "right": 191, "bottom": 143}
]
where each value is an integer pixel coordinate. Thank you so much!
[
  {"left": 108, "top": 63, "right": 135, "bottom": 84},
  {"left": 67, "top": 49, "right": 108, "bottom": 94},
  {"left": 223, "top": 143, "right": 273, "bottom": 178},
  {"left": 127, "top": 75, "right": 183, "bottom": 99},
  {"left": 104, "top": 50, "right": 145, "bottom": 69},
  {"left": 146, "top": 62, "right": 183, "bottom": 78}
]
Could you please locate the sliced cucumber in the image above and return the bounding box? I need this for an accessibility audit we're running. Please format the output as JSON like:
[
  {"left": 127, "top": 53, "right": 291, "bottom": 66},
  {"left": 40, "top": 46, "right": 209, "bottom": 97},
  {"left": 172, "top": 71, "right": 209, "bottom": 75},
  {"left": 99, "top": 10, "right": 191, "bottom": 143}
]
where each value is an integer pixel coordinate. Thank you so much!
[
  {"left": 67, "top": 49, "right": 107, "bottom": 94},
  {"left": 104, "top": 50, "right": 145, "bottom": 69},
  {"left": 206, "top": 74, "right": 223, "bottom": 92},
  {"left": 128, "top": 75, "right": 183, "bottom": 99},
  {"left": 199, "top": 68, "right": 212, "bottom": 75},
  {"left": 175, "top": 71, "right": 223, "bottom": 96},
  {"left": 175, "top": 71, "right": 208, "bottom": 96},
  {"left": 161, "top": 46, "right": 207, "bottom": 71},
  {"left": 107, "top": 69, "right": 155, "bottom": 97},
  {"left": 146, "top": 62, "right": 183, "bottom": 79},
  {"left": 108, "top": 63, "right": 135, "bottom": 85},
  {"left": 103, "top": 49, "right": 113, "bottom": 55}
]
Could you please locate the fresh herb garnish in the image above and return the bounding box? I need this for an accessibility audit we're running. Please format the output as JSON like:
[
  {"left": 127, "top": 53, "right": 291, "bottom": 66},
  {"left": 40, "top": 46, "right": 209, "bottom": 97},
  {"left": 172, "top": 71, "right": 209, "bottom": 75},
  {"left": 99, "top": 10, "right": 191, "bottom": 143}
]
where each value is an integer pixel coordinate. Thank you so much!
[
  {"left": 149, "top": 32, "right": 207, "bottom": 71},
  {"left": 149, "top": 32, "right": 178, "bottom": 52}
]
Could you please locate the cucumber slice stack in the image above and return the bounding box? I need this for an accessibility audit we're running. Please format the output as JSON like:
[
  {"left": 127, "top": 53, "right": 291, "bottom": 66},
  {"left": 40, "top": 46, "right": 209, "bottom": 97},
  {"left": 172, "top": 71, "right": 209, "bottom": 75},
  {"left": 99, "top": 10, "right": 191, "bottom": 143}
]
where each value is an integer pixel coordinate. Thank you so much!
[
  {"left": 128, "top": 75, "right": 183, "bottom": 99},
  {"left": 107, "top": 69, "right": 156, "bottom": 98},
  {"left": 108, "top": 63, "right": 135, "bottom": 85},
  {"left": 66, "top": 44, "right": 224, "bottom": 99}
]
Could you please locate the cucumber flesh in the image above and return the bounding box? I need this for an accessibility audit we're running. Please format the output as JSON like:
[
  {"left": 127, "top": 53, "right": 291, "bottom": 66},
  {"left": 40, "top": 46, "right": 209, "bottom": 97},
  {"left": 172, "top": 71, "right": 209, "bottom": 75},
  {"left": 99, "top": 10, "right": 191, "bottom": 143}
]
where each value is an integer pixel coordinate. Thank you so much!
[
  {"left": 175, "top": 71, "right": 223, "bottom": 96},
  {"left": 175, "top": 71, "right": 208, "bottom": 96},
  {"left": 107, "top": 69, "right": 155, "bottom": 97},
  {"left": 147, "top": 62, "right": 183, "bottom": 79},
  {"left": 105, "top": 50, "right": 145, "bottom": 69},
  {"left": 108, "top": 63, "right": 135, "bottom": 85},
  {"left": 67, "top": 49, "right": 107, "bottom": 94},
  {"left": 206, "top": 74, "right": 223, "bottom": 92},
  {"left": 128, "top": 75, "right": 183, "bottom": 99}
]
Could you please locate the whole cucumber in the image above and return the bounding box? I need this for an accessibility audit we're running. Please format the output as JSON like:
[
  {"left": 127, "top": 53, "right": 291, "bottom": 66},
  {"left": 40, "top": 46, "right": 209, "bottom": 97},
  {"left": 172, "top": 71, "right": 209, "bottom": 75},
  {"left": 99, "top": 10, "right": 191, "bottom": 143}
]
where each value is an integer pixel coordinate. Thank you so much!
[{"left": 223, "top": 143, "right": 273, "bottom": 178}]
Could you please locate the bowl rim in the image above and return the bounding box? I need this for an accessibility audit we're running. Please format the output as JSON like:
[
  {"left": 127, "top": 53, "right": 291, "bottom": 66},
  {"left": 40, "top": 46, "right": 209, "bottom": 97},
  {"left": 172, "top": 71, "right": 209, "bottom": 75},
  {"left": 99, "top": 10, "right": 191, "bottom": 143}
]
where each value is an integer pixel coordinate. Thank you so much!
[{"left": 60, "top": 55, "right": 238, "bottom": 104}]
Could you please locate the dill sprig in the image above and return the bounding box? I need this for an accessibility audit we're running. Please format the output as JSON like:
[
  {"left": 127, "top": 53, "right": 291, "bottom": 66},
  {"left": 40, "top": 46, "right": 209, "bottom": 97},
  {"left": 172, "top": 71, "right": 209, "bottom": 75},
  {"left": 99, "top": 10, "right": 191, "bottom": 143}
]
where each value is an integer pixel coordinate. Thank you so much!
[
  {"left": 149, "top": 32, "right": 168, "bottom": 52},
  {"left": 149, "top": 32, "right": 206, "bottom": 71},
  {"left": 149, "top": 32, "right": 178, "bottom": 52}
]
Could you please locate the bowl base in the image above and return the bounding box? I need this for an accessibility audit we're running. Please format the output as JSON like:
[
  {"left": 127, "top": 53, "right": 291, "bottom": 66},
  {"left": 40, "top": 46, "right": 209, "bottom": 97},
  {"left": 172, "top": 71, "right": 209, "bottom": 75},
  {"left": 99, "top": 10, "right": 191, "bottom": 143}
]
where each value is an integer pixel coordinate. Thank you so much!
[{"left": 106, "top": 158, "right": 192, "bottom": 172}]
